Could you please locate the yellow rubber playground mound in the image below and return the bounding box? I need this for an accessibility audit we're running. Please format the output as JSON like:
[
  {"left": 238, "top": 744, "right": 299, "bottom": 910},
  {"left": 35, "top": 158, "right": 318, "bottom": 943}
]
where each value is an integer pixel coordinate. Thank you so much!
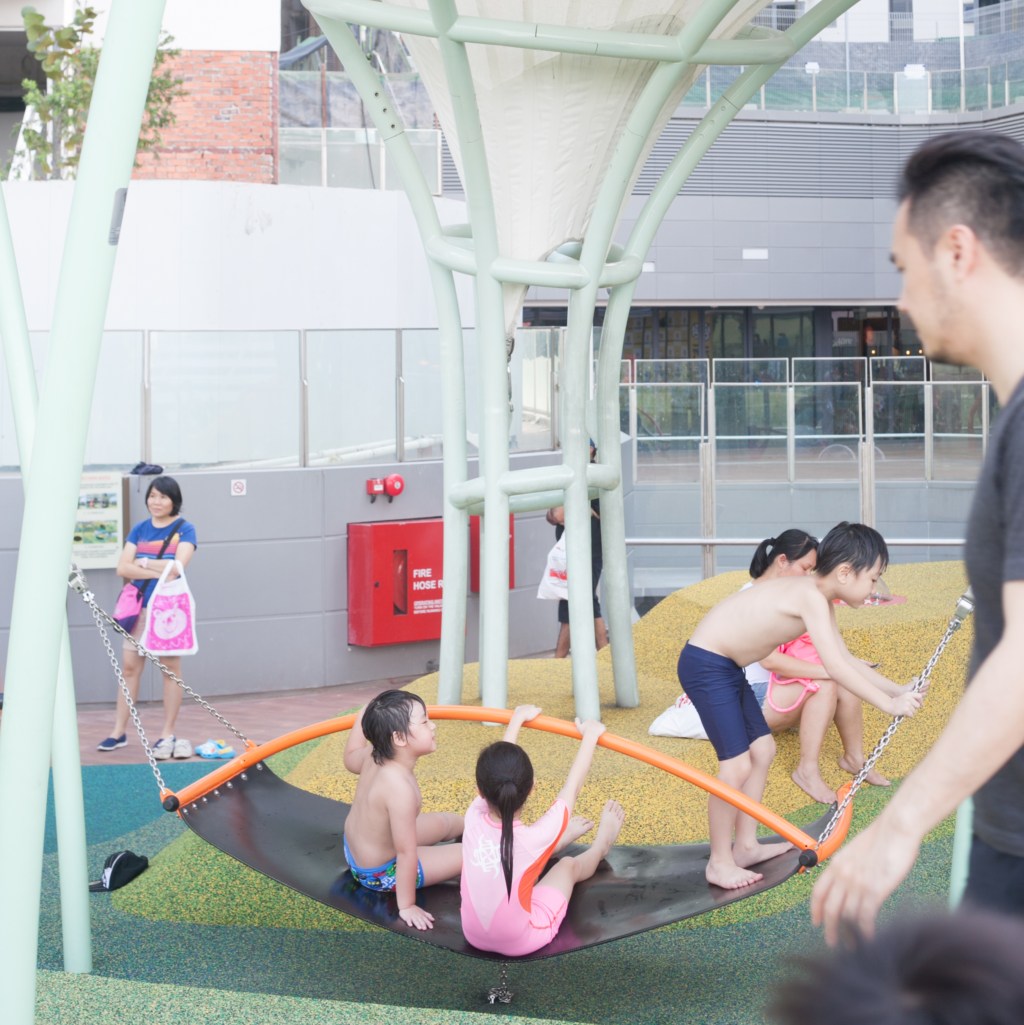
[{"left": 123, "top": 560, "right": 970, "bottom": 930}]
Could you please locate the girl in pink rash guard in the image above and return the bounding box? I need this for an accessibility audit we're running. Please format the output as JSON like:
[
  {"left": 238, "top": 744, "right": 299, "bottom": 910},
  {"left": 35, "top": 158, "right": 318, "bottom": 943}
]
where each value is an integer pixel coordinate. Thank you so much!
[{"left": 460, "top": 705, "right": 625, "bottom": 957}]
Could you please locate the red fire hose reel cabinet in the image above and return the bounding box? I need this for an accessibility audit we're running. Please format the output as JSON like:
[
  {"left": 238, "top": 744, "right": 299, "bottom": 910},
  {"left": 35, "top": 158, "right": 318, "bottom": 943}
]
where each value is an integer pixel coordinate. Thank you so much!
[{"left": 348, "top": 519, "right": 445, "bottom": 646}]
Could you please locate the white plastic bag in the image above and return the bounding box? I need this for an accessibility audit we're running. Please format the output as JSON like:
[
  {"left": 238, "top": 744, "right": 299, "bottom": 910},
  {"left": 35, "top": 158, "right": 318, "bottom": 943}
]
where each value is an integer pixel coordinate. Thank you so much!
[
  {"left": 648, "top": 693, "right": 709, "bottom": 740},
  {"left": 536, "top": 534, "right": 568, "bottom": 600},
  {"left": 142, "top": 559, "right": 198, "bottom": 656}
]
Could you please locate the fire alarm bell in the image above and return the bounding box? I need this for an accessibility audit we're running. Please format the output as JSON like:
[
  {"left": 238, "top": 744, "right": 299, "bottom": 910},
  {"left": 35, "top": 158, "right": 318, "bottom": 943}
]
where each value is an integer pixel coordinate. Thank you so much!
[{"left": 383, "top": 473, "right": 405, "bottom": 500}]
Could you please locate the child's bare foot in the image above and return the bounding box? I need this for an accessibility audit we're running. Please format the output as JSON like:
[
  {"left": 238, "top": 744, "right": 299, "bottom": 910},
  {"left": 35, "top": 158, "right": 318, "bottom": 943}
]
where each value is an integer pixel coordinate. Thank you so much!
[
  {"left": 706, "top": 858, "right": 763, "bottom": 890},
  {"left": 560, "top": 815, "right": 595, "bottom": 847},
  {"left": 592, "top": 800, "right": 625, "bottom": 859},
  {"left": 733, "top": 839, "right": 792, "bottom": 869},
  {"left": 838, "top": 754, "right": 891, "bottom": 786},
  {"left": 791, "top": 767, "right": 837, "bottom": 805}
]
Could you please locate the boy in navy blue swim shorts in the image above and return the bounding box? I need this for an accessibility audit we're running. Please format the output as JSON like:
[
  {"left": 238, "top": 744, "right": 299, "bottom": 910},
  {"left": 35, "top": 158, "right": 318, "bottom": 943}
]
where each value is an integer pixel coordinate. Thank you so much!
[
  {"left": 342, "top": 690, "right": 463, "bottom": 930},
  {"left": 678, "top": 523, "right": 923, "bottom": 892}
]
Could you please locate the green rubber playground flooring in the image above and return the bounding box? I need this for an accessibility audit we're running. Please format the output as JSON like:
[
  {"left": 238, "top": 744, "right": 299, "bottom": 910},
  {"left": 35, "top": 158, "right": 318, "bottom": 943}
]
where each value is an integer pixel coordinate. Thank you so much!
[{"left": 37, "top": 562, "right": 970, "bottom": 1024}]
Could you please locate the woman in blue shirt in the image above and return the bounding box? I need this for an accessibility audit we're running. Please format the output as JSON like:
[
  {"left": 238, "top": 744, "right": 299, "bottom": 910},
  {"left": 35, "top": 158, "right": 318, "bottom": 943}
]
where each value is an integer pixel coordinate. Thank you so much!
[{"left": 96, "top": 476, "right": 197, "bottom": 758}]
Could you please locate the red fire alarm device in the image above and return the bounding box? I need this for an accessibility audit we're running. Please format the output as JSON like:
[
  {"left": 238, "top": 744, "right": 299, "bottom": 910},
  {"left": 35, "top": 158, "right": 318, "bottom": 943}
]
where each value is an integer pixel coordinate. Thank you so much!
[
  {"left": 383, "top": 473, "right": 405, "bottom": 499},
  {"left": 365, "top": 478, "right": 385, "bottom": 502}
]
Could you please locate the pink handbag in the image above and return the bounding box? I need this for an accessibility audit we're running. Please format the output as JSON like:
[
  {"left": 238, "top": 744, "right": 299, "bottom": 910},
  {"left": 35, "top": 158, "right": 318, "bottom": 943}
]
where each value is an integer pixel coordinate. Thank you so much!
[{"left": 112, "top": 583, "right": 144, "bottom": 632}]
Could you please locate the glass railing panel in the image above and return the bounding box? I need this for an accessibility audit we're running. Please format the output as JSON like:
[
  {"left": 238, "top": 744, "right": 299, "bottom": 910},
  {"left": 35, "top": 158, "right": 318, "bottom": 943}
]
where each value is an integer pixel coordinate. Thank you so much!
[
  {"left": 278, "top": 126, "right": 329, "bottom": 187},
  {"left": 512, "top": 328, "right": 557, "bottom": 453},
  {"left": 326, "top": 128, "right": 383, "bottom": 189},
  {"left": 150, "top": 331, "right": 300, "bottom": 469},
  {"left": 1009, "top": 58, "right": 1024, "bottom": 102},
  {"left": 869, "top": 356, "right": 926, "bottom": 383},
  {"left": 871, "top": 381, "right": 925, "bottom": 480},
  {"left": 931, "top": 70, "right": 962, "bottom": 112},
  {"left": 401, "top": 328, "right": 480, "bottom": 460},
  {"left": 764, "top": 67, "right": 814, "bottom": 111},
  {"left": 991, "top": 62, "right": 1008, "bottom": 108},
  {"left": 966, "top": 67, "right": 991, "bottom": 111},
  {"left": 634, "top": 359, "right": 709, "bottom": 385},
  {"left": 629, "top": 382, "right": 703, "bottom": 484},
  {"left": 278, "top": 127, "right": 440, "bottom": 192},
  {"left": 814, "top": 70, "right": 858, "bottom": 112},
  {"left": 713, "top": 382, "right": 788, "bottom": 483},
  {"left": 793, "top": 382, "right": 863, "bottom": 483},
  {"left": 0, "top": 331, "right": 144, "bottom": 471},
  {"left": 713, "top": 358, "right": 788, "bottom": 384},
  {"left": 931, "top": 381, "right": 987, "bottom": 482},
  {"left": 866, "top": 72, "right": 895, "bottom": 112},
  {"left": 307, "top": 329, "right": 396, "bottom": 465},
  {"left": 681, "top": 71, "right": 708, "bottom": 107},
  {"left": 793, "top": 357, "right": 866, "bottom": 385},
  {"left": 401, "top": 328, "right": 445, "bottom": 461}
]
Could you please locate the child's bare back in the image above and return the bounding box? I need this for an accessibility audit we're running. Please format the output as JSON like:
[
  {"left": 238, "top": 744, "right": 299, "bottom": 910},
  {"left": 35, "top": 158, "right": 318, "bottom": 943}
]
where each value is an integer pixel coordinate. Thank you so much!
[
  {"left": 341, "top": 690, "right": 463, "bottom": 930},
  {"left": 344, "top": 758, "right": 421, "bottom": 868},
  {"left": 690, "top": 576, "right": 828, "bottom": 669}
]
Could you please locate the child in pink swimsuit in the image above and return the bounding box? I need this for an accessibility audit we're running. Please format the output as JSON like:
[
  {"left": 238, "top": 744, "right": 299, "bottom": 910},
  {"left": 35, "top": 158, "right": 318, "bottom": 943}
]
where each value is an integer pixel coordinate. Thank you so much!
[{"left": 460, "top": 705, "right": 625, "bottom": 957}]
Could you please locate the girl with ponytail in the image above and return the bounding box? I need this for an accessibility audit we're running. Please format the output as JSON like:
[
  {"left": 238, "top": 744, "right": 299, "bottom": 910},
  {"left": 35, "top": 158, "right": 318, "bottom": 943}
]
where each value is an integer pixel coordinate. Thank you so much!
[{"left": 460, "top": 705, "right": 625, "bottom": 956}]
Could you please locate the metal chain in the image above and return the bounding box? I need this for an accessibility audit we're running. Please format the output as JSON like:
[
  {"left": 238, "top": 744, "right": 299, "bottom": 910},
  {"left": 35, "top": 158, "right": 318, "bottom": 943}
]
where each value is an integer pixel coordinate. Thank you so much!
[
  {"left": 815, "top": 588, "right": 975, "bottom": 850},
  {"left": 69, "top": 568, "right": 250, "bottom": 793}
]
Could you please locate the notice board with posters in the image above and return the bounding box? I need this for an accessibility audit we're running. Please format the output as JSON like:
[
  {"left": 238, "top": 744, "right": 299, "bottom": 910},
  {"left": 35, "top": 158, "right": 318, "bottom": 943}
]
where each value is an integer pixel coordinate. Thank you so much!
[{"left": 72, "top": 472, "right": 125, "bottom": 570}]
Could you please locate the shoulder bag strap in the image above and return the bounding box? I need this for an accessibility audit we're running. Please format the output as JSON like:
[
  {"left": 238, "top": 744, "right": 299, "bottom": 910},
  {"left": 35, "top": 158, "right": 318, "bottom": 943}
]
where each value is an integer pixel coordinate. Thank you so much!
[{"left": 137, "top": 518, "right": 185, "bottom": 602}]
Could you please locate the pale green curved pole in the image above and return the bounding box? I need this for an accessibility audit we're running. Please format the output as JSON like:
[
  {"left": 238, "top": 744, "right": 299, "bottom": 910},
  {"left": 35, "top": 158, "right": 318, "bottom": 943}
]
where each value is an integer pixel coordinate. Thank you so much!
[
  {"left": 0, "top": 3, "right": 167, "bottom": 1021},
  {"left": 563, "top": 1, "right": 753, "bottom": 715},
  {"left": 0, "top": 188, "right": 92, "bottom": 973},
  {"left": 312, "top": 11, "right": 471, "bottom": 705},
  {"left": 598, "top": 0, "right": 864, "bottom": 637},
  {"left": 949, "top": 797, "right": 973, "bottom": 907},
  {"left": 427, "top": 0, "right": 513, "bottom": 709}
]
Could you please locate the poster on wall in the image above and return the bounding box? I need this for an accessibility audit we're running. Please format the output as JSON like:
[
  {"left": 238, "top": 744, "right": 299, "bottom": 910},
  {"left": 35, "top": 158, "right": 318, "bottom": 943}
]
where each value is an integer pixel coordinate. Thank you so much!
[{"left": 72, "top": 472, "right": 124, "bottom": 569}]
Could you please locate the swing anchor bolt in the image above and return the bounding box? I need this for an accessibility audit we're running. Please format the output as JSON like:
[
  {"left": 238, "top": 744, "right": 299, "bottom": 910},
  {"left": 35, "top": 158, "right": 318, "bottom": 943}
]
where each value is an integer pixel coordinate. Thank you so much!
[
  {"left": 486, "top": 963, "right": 513, "bottom": 1004},
  {"left": 68, "top": 567, "right": 87, "bottom": 593}
]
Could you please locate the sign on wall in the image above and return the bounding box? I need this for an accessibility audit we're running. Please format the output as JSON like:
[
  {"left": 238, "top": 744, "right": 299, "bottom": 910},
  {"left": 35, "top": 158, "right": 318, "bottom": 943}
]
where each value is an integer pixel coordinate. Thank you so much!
[{"left": 72, "top": 472, "right": 125, "bottom": 570}]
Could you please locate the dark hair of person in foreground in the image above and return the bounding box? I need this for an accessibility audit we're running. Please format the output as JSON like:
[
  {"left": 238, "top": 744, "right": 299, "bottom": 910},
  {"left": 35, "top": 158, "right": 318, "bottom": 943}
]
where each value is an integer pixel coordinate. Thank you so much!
[{"left": 768, "top": 908, "right": 1024, "bottom": 1025}]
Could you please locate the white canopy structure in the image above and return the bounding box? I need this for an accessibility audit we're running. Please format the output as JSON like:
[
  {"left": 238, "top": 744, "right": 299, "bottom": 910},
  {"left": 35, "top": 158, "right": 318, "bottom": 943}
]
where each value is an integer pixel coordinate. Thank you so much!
[{"left": 307, "top": 0, "right": 864, "bottom": 718}]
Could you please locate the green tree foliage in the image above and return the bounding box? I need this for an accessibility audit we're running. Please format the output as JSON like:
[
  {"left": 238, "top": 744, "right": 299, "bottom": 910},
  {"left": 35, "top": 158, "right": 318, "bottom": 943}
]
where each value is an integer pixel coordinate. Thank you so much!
[{"left": 13, "top": 4, "right": 186, "bottom": 180}]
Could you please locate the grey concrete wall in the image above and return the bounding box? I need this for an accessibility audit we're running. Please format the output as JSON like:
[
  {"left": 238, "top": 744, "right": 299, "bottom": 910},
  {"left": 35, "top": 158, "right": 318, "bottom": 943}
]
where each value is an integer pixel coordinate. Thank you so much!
[
  {"left": 0, "top": 451, "right": 563, "bottom": 705},
  {"left": 529, "top": 191, "right": 901, "bottom": 307}
]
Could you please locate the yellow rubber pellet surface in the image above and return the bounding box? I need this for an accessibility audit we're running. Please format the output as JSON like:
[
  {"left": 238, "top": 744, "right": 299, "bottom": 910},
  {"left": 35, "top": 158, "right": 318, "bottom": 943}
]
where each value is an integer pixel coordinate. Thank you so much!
[{"left": 124, "top": 561, "right": 971, "bottom": 929}]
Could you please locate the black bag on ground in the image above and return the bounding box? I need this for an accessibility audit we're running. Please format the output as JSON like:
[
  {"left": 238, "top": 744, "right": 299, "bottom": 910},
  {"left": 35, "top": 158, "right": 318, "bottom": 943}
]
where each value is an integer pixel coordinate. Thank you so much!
[{"left": 89, "top": 850, "right": 149, "bottom": 892}]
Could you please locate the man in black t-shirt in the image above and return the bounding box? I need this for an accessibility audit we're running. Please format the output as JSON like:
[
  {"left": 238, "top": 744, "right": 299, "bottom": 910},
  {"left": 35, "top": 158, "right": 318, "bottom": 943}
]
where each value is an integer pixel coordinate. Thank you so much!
[{"left": 813, "top": 131, "right": 1024, "bottom": 942}]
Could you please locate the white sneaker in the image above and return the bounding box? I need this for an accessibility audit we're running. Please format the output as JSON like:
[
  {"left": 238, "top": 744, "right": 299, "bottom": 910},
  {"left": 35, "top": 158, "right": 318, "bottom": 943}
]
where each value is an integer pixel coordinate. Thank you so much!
[
  {"left": 172, "top": 737, "right": 193, "bottom": 759},
  {"left": 152, "top": 736, "right": 175, "bottom": 760}
]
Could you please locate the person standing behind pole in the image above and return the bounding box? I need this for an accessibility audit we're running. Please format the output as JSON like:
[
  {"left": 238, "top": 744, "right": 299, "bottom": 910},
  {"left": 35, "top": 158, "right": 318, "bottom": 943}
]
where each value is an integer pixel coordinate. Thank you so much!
[
  {"left": 548, "top": 441, "right": 608, "bottom": 658},
  {"left": 96, "top": 475, "right": 197, "bottom": 759},
  {"left": 813, "top": 131, "right": 1024, "bottom": 941}
]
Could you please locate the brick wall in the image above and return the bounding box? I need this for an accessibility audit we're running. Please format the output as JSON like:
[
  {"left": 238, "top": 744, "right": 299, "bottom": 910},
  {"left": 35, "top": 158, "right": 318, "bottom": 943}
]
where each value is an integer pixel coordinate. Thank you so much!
[{"left": 132, "top": 50, "right": 278, "bottom": 184}]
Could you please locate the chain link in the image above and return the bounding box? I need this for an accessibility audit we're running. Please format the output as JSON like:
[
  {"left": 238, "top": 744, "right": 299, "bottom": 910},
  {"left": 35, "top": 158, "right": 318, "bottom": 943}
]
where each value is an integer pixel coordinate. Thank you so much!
[
  {"left": 70, "top": 568, "right": 250, "bottom": 795},
  {"left": 815, "top": 588, "right": 974, "bottom": 850}
]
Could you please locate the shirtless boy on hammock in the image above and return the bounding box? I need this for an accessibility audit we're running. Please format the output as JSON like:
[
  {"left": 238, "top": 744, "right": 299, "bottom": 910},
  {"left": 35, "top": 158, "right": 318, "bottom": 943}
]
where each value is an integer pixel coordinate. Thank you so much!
[{"left": 678, "top": 522, "right": 925, "bottom": 890}]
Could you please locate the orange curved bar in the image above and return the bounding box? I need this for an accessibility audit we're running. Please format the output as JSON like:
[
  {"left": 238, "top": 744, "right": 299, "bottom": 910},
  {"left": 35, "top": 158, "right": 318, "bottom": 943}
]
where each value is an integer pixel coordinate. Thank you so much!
[
  {"left": 166, "top": 712, "right": 358, "bottom": 808},
  {"left": 811, "top": 782, "right": 854, "bottom": 865},
  {"left": 166, "top": 705, "right": 850, "bottom": 860}
]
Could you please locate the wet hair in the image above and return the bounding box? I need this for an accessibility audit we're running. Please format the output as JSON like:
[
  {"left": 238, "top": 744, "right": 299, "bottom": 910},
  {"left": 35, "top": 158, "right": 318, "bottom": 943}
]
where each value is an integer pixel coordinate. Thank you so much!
[
  {"left": 749, "top": 529, "right": 818, "bottom": 579},
  {"left": 768, "top": 908, "right": 1024, "bottom": 1025},
  {"left": 898, "top": 131, "right": 1024, "bottom": 278},
  {"left": 816, "top": 522, "right": 889, "bottom": 577},
  {"left": 145, "top": 476, "right": 183, "bottom": 515},
  {"left": 475, "top": 741, "right": 534, "bottom": 898},
  {"left": 360, "top": 690, "right": 426, "bottom": 766}
]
